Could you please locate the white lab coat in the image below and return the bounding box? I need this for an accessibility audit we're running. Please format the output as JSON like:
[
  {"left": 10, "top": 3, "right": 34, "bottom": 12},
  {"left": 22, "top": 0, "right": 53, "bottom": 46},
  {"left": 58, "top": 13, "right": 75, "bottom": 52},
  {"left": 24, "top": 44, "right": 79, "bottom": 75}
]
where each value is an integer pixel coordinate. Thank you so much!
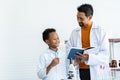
[{"left": 66, "top": 23, "right": 111, "bottom": 80}]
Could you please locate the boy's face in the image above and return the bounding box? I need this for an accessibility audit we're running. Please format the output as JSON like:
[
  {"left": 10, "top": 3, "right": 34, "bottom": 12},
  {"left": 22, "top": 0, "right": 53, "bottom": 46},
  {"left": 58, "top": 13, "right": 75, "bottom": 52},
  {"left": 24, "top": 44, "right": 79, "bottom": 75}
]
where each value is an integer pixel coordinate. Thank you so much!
[{"left": 45, "top": 32, "right": 60, "bottom": 48}]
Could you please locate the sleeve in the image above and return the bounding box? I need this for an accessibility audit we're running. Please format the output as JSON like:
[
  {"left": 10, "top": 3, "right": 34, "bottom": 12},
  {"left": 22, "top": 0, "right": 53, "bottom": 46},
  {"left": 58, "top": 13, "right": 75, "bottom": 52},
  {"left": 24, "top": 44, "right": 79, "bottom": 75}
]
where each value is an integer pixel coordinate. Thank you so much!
[
  {"left": 37, "top": 55, "right": 47, "bottom": 79},
  {"left": 66, "top": 30, "right": 75, "bottom": 54},
  {"left": 86, "top": 27, "right": 110, "bottom": 66}
]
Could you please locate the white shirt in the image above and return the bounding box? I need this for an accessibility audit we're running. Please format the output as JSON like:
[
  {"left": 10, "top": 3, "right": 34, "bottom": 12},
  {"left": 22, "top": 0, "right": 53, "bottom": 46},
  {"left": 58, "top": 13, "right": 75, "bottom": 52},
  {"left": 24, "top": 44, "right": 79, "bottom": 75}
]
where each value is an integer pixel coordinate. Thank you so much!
[
  {"left": 66, "top": 23, "right": 110, "bottom": 80},
  {"left": 37, "top": 48, "right": 67, "bottom": 80}
]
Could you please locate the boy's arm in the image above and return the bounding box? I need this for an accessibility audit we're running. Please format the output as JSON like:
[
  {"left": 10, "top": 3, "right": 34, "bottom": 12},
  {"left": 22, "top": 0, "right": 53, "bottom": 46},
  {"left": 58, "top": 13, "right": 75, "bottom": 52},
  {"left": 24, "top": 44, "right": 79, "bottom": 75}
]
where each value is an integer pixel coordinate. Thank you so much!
[{"left": 37, "top": 55, "right": 47, "bottom": 79}]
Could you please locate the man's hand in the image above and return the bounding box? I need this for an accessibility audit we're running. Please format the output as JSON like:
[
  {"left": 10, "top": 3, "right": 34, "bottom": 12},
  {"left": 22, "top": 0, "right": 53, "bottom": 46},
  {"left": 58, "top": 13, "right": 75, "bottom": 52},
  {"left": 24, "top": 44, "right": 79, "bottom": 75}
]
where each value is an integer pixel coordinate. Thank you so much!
[
  {"left": 74, "top": 56, "right": 81, "bottom": 66},
  {"left": 75, "top": 52, "right": 89, "bottom": 61}
]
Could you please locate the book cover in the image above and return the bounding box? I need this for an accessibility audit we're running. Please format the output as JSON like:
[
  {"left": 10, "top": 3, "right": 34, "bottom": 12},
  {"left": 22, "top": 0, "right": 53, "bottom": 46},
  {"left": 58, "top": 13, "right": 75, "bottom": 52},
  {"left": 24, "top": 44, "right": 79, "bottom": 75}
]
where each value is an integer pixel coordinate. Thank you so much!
[{"left": 67, "top": 47, "right": 94, "bottom": 59}]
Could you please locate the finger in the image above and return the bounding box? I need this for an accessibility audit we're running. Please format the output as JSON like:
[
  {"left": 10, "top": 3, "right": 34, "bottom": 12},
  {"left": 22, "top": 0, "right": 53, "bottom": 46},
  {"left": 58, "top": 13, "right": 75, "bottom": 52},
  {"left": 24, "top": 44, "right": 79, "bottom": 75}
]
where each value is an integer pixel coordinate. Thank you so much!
[
  {"left": 54, "top": 57, "right": 59, "bottom": 59},
  {"left": 76, "top": 52, "right": 83, "bottom": 56}
]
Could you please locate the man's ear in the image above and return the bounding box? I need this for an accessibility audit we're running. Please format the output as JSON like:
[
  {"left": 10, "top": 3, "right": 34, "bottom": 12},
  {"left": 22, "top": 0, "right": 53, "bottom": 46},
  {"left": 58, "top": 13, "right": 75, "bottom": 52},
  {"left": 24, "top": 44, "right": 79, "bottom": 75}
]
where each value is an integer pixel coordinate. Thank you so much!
[{"left": 88, "top": 15, "right": 92, "bottom": 20}]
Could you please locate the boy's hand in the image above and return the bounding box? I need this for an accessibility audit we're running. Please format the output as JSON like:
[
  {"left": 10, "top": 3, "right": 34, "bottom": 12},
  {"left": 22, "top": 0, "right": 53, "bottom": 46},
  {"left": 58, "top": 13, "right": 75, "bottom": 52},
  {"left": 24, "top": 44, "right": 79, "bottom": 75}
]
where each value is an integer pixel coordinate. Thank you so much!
[
  {"left": 46, "top": 58, "right": 59, "bottom": 74},
  {"left": 50, "top": 58, "right": 59, "bottom": 67}
]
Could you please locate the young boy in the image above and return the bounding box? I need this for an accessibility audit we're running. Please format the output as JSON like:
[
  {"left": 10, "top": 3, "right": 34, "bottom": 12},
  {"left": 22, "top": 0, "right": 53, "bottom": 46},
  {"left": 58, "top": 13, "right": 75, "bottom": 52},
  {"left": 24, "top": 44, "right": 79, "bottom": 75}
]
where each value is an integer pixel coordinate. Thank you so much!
[{"left": 37, "top": 28, "right": 67, "bottom": 80}]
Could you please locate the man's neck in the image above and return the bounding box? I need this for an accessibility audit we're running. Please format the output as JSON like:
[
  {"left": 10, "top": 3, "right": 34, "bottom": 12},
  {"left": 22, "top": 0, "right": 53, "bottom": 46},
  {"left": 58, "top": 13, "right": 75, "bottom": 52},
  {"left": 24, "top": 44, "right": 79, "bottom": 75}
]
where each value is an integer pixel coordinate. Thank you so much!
[{"left": 83, "top": 21, "right": 92, "bottom": 28}]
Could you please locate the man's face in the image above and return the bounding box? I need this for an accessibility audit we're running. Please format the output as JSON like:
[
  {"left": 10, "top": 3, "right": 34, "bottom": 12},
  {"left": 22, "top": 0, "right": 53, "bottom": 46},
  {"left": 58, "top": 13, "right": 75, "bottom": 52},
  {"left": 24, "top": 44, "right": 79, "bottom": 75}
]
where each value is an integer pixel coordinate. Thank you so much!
[
  {"left": 46, "top": 32, "right": 60, "bottom": 48},
  {"left": 77, "top": 12, "right": 91, "bottom": 27}
]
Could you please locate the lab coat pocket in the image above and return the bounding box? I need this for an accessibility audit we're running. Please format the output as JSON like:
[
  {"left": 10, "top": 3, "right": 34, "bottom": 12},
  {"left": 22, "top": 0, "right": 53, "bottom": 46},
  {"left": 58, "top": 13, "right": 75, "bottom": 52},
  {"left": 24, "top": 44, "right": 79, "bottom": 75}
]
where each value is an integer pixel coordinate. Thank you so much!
[{"left": 96, "top": 65, "right": 111, "bottom": 80}]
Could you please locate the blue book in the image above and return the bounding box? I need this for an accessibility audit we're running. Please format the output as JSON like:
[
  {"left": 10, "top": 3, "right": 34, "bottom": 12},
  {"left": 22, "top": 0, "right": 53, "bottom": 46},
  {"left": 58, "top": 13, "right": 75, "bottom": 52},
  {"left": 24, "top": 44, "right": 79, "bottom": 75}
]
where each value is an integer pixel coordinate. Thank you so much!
[{"left": 67, "top": 47, "right": 94, "bottom": 59}]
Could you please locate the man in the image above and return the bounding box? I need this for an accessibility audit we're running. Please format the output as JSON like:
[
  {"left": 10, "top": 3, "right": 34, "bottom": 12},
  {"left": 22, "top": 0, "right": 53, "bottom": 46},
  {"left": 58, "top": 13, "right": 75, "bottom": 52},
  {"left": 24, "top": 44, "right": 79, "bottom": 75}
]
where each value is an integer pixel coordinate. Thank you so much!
[
  {"left": 66, "top": 4, "right": 110, "bottom": 80},
  {"left": 37, "top": 28, "right": 67, "bottom": 80}
]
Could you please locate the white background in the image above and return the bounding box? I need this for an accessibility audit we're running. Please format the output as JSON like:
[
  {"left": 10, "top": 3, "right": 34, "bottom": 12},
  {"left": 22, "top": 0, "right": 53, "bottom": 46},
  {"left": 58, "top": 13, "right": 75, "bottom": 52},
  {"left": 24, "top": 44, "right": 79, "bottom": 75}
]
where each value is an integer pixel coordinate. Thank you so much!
[{"left": 0, "top": 0, "right": 120, "bottom": 80}]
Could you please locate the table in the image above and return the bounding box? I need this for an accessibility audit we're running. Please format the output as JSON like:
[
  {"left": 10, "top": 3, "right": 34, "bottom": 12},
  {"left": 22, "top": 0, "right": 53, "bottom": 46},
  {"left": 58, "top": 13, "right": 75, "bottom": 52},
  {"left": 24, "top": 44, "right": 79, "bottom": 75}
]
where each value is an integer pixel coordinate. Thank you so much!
[{"left": 110, "top": 67, "right": 120, "bottom": 80}]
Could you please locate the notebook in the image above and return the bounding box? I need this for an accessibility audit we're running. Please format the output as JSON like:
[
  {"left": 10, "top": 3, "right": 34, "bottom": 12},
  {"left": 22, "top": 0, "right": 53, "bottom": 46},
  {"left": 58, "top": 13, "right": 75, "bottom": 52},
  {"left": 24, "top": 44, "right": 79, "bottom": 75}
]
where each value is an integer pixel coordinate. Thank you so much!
[{"left": 67, "top": 47, "right": 94, "bottom": 59}]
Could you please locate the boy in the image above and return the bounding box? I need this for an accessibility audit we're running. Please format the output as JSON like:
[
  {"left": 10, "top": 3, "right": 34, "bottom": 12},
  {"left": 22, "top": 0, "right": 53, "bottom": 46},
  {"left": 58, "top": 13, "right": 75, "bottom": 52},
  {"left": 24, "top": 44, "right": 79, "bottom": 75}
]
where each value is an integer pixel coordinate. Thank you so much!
[{"left": 37, "top": 28, "right": 67, "bottom": 80}]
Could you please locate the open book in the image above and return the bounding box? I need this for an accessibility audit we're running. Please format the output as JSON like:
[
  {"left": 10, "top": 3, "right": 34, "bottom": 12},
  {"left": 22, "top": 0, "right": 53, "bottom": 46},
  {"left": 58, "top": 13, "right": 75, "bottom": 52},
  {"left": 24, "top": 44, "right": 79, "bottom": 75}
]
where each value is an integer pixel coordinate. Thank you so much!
[{"left": 67, "top": 47, "right": 94, "bottom": 59}]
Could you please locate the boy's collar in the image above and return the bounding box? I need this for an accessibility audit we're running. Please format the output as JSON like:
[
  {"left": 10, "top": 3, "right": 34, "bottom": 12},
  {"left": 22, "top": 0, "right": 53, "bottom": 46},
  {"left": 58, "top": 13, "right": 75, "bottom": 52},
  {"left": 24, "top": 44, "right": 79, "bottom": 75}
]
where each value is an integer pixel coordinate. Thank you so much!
[{"left": 48, "top": 48, "right": 59, "bottom": 52}]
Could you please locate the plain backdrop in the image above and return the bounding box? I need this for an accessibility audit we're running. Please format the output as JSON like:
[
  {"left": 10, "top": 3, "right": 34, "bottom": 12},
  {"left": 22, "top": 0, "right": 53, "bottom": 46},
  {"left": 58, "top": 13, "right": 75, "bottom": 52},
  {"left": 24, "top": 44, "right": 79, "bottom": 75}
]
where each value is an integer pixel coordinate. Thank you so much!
[{"left": 0, "top": 0, "right": 120, "bottom": 80}]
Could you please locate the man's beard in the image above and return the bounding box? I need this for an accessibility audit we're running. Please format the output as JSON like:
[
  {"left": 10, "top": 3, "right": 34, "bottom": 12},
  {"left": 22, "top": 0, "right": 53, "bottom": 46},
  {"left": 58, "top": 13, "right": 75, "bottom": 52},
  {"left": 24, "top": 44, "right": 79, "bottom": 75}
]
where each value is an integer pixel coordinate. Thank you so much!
[{"left": 79, "top": 22, "right": 84, "bottom": 27}]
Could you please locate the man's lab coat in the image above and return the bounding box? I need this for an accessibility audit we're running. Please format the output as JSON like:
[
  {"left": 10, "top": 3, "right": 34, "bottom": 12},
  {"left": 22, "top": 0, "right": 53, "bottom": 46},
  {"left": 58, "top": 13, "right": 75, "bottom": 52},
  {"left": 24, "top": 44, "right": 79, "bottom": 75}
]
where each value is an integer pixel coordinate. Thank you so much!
[{"left": 66, "top": 23, "right": 111, "bottom": 80}]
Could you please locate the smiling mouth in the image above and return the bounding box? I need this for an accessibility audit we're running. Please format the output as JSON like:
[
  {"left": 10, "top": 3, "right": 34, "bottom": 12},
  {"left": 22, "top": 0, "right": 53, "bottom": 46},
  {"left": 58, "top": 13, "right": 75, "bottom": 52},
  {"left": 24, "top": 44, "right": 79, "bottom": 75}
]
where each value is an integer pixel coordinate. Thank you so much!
[{"left": 79, "top": 23, "right": 84, "bottom": 27}]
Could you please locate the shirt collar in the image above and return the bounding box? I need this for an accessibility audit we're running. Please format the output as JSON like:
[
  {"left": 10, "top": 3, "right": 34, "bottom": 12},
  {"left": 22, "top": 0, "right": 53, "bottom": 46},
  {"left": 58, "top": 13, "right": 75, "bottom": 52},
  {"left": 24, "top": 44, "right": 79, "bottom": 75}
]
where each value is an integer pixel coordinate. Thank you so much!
[{"left": 48, "top": 48, "right": 59, "bottom": 57}]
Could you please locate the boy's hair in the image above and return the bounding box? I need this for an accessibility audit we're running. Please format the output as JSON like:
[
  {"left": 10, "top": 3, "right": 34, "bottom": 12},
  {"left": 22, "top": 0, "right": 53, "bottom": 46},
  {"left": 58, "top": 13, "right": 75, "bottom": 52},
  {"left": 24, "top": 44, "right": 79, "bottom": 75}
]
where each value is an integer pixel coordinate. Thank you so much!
[
  {"left": 77, "top": 4, "right": 93, "bottom": 17},
  {"left": 42, "top": 28, "right": 56, "bottom": 42}
]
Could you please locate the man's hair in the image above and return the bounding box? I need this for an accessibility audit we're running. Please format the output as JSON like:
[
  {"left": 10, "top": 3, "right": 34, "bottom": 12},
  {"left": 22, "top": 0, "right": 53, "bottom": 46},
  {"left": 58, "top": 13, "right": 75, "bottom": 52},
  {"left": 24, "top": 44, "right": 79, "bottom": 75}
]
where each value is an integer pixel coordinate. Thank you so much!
[
  {"left": 42, "top": 28, "right": 56, "bottom": 42},
  {"left": 77, "top": 4, "right": 93, "bottom": 17}
]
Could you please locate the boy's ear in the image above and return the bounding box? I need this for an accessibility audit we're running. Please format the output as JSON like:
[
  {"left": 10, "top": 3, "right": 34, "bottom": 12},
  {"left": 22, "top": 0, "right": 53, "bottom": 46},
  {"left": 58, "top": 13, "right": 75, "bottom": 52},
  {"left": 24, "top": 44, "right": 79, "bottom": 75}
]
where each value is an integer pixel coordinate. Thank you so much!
[{"left": 45, "top": 40, "right": 49, "bottom": 44}]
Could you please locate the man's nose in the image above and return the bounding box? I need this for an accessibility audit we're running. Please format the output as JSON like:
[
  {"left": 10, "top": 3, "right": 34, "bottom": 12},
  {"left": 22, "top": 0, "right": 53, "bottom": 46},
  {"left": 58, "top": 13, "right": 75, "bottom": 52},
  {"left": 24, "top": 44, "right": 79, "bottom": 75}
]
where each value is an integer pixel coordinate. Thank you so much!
[{"left": 77, "top": 18, "right": 81, "bottom": 23}]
